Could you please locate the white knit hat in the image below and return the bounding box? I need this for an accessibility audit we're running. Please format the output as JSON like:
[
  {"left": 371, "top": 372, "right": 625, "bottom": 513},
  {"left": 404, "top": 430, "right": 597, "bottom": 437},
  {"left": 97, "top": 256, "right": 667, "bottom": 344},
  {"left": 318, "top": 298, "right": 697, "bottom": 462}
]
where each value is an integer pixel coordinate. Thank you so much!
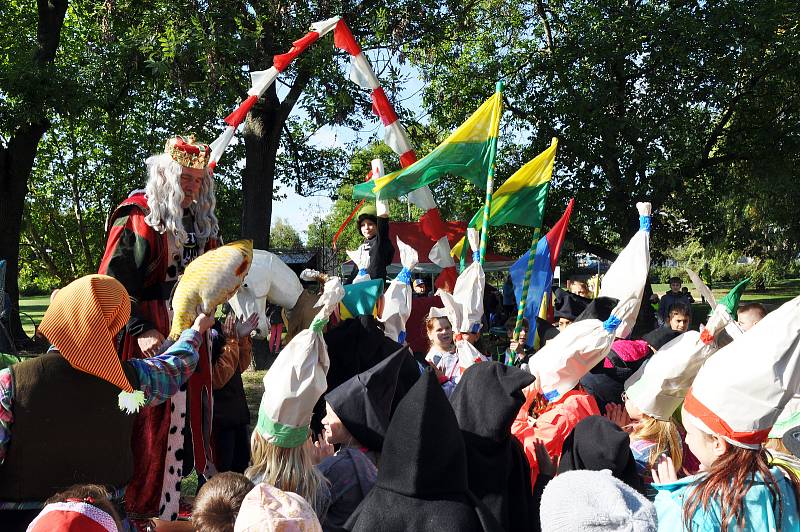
[
  {"left": 684, "top": 294, "right": 800, "bottom": 448},
  {"left": 540, "top": 469, "right": 657, "bottom": 532},
  {"left": 380, "top": 237, "right": 418, "bottom": 343},
  {"left": 624, "top": 305, "right": 731, "bottom": 420},
  {"left": 599, "top": 202, "right": 651, "bottom": 339},
  {"left": 255, "top": 277, "right": 344, "bottom": 447},
  {"left": 234, "top": 482, "right": 321, "bottom": 532}
]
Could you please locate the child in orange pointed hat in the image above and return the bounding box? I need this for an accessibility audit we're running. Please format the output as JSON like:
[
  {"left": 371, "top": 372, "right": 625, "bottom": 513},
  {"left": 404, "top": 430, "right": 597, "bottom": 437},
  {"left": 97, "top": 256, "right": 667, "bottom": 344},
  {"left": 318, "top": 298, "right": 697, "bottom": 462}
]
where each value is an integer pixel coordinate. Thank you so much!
[{"left": 0, "top": 274, "right": 213, "bottom": 511}]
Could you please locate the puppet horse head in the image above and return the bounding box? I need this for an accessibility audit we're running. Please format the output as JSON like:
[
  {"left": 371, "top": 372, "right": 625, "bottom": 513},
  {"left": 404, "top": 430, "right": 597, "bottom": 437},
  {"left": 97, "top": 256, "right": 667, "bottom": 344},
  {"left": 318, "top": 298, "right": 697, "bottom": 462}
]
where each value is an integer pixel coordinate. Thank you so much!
[{"left": 227, "top": 249, "right": 303, "bottom": 340}]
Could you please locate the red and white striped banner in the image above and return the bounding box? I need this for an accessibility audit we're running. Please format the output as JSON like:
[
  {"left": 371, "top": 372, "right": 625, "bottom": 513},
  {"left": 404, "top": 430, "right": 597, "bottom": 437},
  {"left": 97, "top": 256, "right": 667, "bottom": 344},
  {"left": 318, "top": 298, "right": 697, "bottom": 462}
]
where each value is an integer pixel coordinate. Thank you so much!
[{"left": 207, "top": 16, "right": 457, "bottom": 291}]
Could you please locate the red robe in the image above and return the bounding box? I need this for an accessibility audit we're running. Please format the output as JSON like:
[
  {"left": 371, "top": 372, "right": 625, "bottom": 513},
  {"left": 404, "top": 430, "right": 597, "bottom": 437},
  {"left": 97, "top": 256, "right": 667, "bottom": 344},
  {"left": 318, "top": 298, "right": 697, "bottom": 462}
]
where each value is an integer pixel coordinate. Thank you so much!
[
  {"left": 511, "top": 384, "right": 600, "bottom": 488},
  {"left": 98, "top": 192, "right": 217, "bottom": 518}
]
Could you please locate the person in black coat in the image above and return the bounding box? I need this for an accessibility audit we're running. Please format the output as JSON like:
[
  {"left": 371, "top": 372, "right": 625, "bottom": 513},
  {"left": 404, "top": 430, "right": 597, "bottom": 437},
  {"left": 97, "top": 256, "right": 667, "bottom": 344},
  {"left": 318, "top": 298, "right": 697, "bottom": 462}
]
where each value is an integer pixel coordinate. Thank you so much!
[{"left": 451, "top": 362, "right": 537, "bottom": 531}]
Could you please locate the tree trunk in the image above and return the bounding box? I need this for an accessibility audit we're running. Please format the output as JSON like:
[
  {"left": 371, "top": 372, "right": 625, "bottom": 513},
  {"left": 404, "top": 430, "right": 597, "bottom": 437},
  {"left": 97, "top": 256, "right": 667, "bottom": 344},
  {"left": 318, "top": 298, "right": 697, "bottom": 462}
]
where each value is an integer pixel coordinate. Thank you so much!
[
  {"left": 0, "top": 0, "right": 69, "bottom": 346},
  {"left": 0, "top": 122, "right": 50, "bottom": 342}
]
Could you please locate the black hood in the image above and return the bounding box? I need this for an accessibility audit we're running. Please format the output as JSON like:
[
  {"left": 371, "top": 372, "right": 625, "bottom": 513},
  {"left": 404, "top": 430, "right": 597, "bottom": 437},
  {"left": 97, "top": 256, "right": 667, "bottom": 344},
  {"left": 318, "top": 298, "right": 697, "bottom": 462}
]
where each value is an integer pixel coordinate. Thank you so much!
[
  {"left": 378, "top": 368, "right": 469, "bottom": 496},
  {"left": 323, "top": 315, "right": 402, "bottom": 392},
  {"left": 451, "top": 362, "right": 536, "bottom": 530},
  {"left": 553, "top": 288, "right": 591, "bottom": 321},
  {"left": 642, "top": 326, "right": 682, "bottom": 351},
  {"left": 451, "top": 362, "right": 535, "bottom": 443},
  {"left": 324, "top": 346, "right": 420, "bottom": 452},
  {"left": 575, "top": 296, "right": 619, "bottom": 323},
  {"left": 557, "top": 415, "right": 644, "bottom": 493}
]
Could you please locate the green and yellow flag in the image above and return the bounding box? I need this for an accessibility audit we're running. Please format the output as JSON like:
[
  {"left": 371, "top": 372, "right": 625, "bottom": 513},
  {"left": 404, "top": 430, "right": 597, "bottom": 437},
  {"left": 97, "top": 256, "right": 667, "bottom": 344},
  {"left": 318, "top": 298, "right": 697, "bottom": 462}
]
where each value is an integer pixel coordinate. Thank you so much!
[
  {"left": 353, "top": 92, "right": 503, "bottom": 200},
  {"left": 452, "top": 138, "right": 557, "bottom": 258}
]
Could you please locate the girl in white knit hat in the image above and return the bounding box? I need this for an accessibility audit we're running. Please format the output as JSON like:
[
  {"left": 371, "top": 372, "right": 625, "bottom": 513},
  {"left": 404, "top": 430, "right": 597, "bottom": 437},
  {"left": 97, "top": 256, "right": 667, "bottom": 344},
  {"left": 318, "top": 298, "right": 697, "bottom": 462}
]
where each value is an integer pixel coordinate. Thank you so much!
[{"left": 651, "top": 295, "right": 800, "bottom": 531}]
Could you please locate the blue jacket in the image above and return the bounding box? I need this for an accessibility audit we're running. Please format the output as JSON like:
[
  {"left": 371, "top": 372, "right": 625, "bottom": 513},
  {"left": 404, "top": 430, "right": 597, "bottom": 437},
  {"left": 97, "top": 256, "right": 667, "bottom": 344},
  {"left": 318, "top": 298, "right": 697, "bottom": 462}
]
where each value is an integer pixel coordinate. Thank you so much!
[{"left": 653, "top": 467, "right": 799, "bottom": 531}]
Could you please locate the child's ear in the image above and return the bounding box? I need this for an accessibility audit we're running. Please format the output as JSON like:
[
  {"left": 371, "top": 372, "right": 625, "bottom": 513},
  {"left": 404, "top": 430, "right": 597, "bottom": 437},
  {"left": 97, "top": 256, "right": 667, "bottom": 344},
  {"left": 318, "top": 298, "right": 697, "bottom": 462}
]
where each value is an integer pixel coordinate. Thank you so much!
[{"left": 711, "top": 434, "right": 728, "bottom": 458}]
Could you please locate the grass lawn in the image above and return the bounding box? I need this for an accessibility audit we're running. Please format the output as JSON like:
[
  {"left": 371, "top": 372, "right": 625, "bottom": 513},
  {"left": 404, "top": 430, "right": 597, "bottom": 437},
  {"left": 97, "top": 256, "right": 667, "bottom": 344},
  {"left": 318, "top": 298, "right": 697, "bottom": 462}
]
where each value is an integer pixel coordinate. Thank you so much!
[
  {"left": 179, "top": 368, "right": 266, "bottom": 498},
  {"left": 17, "top": 294, "right": 49, "bottom": 338},
  {"left": 653, "top": 278, "right": 800, "bottom": 311}
]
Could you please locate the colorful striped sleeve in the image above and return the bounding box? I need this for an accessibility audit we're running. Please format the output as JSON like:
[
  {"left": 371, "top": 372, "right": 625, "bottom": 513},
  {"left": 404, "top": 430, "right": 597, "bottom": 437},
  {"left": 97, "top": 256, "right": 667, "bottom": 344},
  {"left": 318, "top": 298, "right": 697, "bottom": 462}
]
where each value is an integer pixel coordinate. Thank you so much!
[{"left": 127, "top": 329, "right": 202, "bottom": 406}]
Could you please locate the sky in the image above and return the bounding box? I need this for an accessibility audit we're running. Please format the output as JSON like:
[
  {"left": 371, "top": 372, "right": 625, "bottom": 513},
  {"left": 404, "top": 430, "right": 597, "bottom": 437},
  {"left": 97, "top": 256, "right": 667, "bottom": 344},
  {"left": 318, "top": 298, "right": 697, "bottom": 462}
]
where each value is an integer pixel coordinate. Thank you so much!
[{"left": 270, "top": 53, "right": 427, "bottom": 242}]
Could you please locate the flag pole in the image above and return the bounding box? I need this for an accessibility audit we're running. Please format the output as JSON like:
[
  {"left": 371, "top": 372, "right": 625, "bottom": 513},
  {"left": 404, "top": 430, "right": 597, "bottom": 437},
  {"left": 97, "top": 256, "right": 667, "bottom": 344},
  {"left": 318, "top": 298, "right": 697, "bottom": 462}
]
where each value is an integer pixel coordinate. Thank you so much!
[
  {"left": 478, "top": 80, "right": 504, "bottom": 265},
  {"left": 512, "top": 226, "right": 541, "bottom": 344}
]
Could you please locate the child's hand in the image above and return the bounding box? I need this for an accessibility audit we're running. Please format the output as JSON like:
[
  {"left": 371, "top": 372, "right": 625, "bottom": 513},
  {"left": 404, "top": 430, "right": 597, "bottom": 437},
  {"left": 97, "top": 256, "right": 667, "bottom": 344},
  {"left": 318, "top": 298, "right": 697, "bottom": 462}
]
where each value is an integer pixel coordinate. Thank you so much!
[
  {"left": 192, "top": 313, "right": 215, "bottom": 335},
  {"left": 222, "top": 313, "right": 237, "bottom": 339},
  {"left": 534, "top": 439, "right": 557, "bottom": 477},
  {"left": 311, "top": 434, "right": 334, "bottom": 464},
  {"left": 604, "top": 403, "right": 633, "bottom": 432},
  {"left": 651, "top": 454, "right": 678, "bottom": 484},
  {"left": 236, "top": 313, "right": 259, "bottom": 339}
]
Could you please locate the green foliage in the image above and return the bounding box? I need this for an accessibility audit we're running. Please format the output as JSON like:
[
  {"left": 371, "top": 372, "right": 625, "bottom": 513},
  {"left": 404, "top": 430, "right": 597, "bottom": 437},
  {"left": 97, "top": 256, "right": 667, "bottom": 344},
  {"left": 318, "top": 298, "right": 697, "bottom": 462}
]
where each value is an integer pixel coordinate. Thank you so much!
[
  {"left": 405, "top": 0, "right": 800, "bottom": 263},
  {"left": 270, "top": 218, "right": 303, "bottom": 249}
]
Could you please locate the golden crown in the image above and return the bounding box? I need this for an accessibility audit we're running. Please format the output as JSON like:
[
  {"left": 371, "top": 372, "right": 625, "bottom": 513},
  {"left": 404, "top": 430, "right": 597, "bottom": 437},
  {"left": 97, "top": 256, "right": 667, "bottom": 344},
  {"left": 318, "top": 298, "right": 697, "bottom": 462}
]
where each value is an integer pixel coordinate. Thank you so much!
[{"left": 165, "top": 135, "right": 211, "bottom": 169}]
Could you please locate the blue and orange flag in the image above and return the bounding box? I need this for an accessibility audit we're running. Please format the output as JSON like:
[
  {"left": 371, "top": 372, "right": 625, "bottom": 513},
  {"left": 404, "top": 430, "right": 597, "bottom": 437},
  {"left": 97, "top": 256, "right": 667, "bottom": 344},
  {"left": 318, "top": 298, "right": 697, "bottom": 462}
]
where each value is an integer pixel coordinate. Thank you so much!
[{"left": 510, "top": 199, "right": 574, "bottom": 347}]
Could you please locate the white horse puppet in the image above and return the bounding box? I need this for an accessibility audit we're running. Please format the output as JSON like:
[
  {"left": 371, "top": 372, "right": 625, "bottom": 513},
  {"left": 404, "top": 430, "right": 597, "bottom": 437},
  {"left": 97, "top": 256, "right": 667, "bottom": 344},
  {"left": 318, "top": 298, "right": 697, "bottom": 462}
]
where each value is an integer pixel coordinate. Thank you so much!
[{"left": 227, "top": 249, "right": 328, "bottom": 341}]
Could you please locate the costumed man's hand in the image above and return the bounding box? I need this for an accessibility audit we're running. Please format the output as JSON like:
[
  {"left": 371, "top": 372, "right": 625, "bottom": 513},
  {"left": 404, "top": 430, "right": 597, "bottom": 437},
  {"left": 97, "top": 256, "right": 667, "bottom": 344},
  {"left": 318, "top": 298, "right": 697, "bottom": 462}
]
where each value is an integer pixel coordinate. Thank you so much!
[
  {"left": 192, "top": 313, "right": 215, "bottom": 335},
  {"left": 236, "top": 313, "right": 259, "bottom": 339},
  {"left": 138, "top": 329, "right": 166, "bottom": 357}
]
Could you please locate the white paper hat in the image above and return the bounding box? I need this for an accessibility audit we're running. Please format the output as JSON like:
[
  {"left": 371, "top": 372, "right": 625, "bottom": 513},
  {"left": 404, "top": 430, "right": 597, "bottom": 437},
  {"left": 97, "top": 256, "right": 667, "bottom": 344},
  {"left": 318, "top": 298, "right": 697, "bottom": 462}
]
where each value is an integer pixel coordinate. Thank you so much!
[
  {"left": 684, "top": 294, "right": 800, "bottom": 449},
  {"left": 529, "top": 296, "right": 640, "bottom": 402},
  {"left": 430, "top": 229, "right": 487, "bottom": 369},
  {"left": 770, "top": 395, "right": 800, "bottom": 439},
  {"left": 624, "top": 304, "right": 731, "bottom": 420},
  {"left": 380, "top": 237, "right": 418, "bottom": 343},
  {"left": 599, "top": 202, "right": 651, "bottom": 339},
  {"left": 346, "top": 249, "right": 371, "bottom": 284},
  {"left": 255, "top": 277, "right": 344, "bottom": 447},
  {"left": 452, "top": 228, "right": 485, "bottom": 333}
]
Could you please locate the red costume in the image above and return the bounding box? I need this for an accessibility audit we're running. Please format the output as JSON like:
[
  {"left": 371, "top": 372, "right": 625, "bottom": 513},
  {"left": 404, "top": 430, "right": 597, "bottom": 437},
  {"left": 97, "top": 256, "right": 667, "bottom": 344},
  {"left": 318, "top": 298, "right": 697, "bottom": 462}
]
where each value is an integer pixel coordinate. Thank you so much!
[
  {"left": 511, "top": 384, "right": 600, "bottom": 488},
  {"left": 99, "top": 192, "right": 218, "bottom": 519}
]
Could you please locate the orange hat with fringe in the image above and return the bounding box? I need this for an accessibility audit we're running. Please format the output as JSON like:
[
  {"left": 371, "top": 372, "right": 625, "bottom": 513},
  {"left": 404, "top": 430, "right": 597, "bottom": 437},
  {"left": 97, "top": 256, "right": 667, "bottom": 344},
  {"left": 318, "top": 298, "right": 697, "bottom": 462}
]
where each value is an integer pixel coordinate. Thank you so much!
[{"left": 38, "top": 275, "right": 139, "bottom": 408}]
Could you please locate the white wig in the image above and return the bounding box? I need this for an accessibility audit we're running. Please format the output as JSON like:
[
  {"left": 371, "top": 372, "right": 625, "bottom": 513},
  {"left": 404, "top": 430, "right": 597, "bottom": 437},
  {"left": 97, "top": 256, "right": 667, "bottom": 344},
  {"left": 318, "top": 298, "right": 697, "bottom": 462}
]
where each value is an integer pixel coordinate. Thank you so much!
[{"left": 143, "top": 153, "right": 219, "bottom": 248}]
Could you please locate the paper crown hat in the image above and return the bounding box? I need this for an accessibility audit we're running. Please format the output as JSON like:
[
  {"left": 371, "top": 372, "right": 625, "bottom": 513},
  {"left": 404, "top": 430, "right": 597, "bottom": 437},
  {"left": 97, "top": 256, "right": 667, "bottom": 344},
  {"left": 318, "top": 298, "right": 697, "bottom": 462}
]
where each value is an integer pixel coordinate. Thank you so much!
[
  {"left": 530, "top": 296, "right": 640, "bottom": 403},
  {"left": 380, "top": 237, "right": 419, "bottom": 344},
  {"left": 340, "top": 278, "right": 383, "bottom": 319},
  {"left": 165, "top": 135, "right": 211, "bottom": 169},
  {"left": 38, "top": 274, "right": 146, "bottom": 413},
  {"left": 324, "top": 346, "right": 420, "bottom": 451},
  {"left": 599, "top": 202, "right": 652, "bottom": 339},
  {"left": 256, "top": 277, "right": 344, "bottom": 447},
  {"left": 684, "top": 294, "right": 800, "bottom": 448}
]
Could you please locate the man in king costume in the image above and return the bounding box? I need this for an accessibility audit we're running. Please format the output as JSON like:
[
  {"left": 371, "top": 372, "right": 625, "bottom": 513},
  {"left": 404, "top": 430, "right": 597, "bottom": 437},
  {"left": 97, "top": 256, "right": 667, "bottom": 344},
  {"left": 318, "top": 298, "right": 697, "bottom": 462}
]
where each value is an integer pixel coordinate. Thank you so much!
[{"left": 98, "top": 135, "right": 220, "bottom": 521}]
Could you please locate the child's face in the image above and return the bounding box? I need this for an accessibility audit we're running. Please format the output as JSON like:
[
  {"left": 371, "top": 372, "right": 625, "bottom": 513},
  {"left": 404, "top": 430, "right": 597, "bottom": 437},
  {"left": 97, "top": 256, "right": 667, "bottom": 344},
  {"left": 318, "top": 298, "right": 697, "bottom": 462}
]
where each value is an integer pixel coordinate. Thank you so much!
[
  {"left": 670, "top": 280, "right": 682, "bottom": 293},
  {"left": 557, "top": 317, "right": 573, "bottom": 331},
  {"left": 681, "top": 406, "right": 726, "bottom": 471},
  {"left": 427, "top": 317, "right": 453, "bottom": 349},
  {"left": 360, "top": 219, "right": 377, "bottom": 239},
  {"left": 737, "top": 309, "right": 762, "bottom": 332},
  {"left": 322, "top": 403, "right": 352, "bottom": 445},
  {"left": 669, "top": 312, "right": 690, "bottom": 332}
]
